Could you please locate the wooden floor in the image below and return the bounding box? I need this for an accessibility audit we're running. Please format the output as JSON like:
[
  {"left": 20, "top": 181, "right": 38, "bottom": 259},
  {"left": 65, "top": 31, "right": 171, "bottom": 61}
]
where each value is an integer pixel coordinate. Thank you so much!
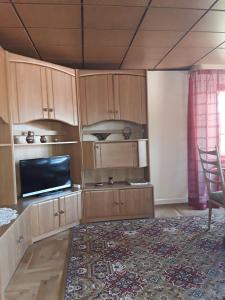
[{"left": 4, "top": 204, "right": 221, "bottom": 300}]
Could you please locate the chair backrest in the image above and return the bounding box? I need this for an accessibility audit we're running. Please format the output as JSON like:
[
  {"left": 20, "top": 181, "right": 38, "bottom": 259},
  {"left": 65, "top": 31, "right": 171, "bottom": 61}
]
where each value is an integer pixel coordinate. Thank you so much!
[{"left": 198, "top": 146, "right": 225, "bottom": 198}]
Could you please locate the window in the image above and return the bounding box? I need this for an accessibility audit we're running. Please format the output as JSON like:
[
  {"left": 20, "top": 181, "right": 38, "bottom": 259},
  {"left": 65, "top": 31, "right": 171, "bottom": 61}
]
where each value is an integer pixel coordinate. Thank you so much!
[{"left": 218, "top": 91, "right": 225, "bottom": 156}]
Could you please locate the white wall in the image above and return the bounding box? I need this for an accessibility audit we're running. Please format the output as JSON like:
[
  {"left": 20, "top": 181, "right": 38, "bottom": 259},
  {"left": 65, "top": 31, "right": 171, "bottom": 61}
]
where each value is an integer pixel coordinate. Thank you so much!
[{"left": 147, "top": 71, "right": 188, "bottom": 205}]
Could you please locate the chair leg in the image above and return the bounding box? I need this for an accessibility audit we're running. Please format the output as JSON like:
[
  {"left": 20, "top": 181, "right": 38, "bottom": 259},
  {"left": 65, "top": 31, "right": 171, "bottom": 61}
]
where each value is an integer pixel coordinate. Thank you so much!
[{"left": 208, "top": 203, "right": 213, "bottom": 230}]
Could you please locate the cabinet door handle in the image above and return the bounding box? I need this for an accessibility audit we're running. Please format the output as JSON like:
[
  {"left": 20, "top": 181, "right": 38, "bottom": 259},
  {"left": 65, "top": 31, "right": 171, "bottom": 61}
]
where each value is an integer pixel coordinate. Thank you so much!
[
  {"left": 54, "top": 212, "right": 59, "bottom": 216},
  {"left": 108, "top": 110, "right": 113, "bottom": 113},
  {"left": 17, "top": 235, "right": 24, "bottom": 244},
  {"left": 49, "top": 108, "right": 54, "bottom": 112},
  {"left": 113, "top": 201, "right": 119, "bottom": 205},
  {"left": 43, "top": 108, "right": 48, "bottom": 112},
  {"left": 114, "top": 110, "right": 119, "bottom": 114},
  {"left": 120, "top": 202, "right": 124, "bottom": 206},
  {"left": 59, "top": 210, "right": 65, "bottom": 214}
]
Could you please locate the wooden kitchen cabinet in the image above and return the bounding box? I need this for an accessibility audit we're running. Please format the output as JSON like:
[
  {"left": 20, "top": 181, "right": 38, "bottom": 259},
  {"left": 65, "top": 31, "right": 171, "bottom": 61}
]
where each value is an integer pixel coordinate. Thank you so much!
[
  {"left": 30, "top": 193, "right": 82, "bottom": 239},
  {"left": 31, "top": 199, "right": 59, "bottom": 237},
  {"left": 83, "top": 190, "right": 120, "bottom": 220},
  {"left": 59, "top": 193, "right": 82, "bottom": 226},
  {"left": 8, "top": 53, "right": 78, "bottom": 125},
  {"left": 82, "top": 140, "right": 148, "bottom": 169},
  {"left": 79, "top": 74, "right": 114, "bottom": 125},
  {"left": 119, "top": 188, "right": 154, "bottom": 217},
  {"left": 9, "top": 62, "right": 47, "bottom": 123},
  {"left": 0, "top": 208, "right": 31, "bottom": 296},
  {"left": 114, "top": 74, "right": 147, "bottom": 124},
  {"left": 46, "top": 68, "right": 78, "bottom": 125},
  {"left": 79, "top": 72, "right": 147, "bottom": 125},
  {"left": 83, "top": 187, "right": 154, "bottom": 222}
]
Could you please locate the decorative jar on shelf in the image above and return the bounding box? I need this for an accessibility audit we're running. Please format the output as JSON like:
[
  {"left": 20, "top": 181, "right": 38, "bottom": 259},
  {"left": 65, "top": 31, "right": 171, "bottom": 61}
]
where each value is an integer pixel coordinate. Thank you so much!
[
  {"left": 26, "top": 131, "right": 35, "bottom": 143},
  {"left": 40, "top": 135, "right": 47, "bottom": 143}
]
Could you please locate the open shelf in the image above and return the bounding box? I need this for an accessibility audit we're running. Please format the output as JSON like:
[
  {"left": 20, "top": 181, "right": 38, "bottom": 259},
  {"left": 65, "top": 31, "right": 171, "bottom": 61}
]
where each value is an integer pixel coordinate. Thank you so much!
[
  {"left": 84, "top": 181, "right": 152, "bottom": 191},
  {"left": 14, "top": 141, "right": 79, "bottom": 146},
  {"left": 0, "top": 144, "right": 11, "bottom": 147}
]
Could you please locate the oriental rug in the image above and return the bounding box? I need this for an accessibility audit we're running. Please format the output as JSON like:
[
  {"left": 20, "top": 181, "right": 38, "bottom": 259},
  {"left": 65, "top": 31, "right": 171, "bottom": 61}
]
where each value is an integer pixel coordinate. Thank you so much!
[{"left": 65, "top": 215, "right": 225, "bottom": 300}]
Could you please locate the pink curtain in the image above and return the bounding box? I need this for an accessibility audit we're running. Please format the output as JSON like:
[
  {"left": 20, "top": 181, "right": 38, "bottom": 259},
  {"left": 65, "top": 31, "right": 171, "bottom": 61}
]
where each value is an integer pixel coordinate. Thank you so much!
[{"left": 188, "top": 70, "right": 225, "bottom": 209}]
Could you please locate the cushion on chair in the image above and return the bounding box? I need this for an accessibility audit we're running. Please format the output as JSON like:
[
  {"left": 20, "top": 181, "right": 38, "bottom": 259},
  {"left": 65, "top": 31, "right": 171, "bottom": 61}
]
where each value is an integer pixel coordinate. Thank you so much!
[{"left": 209, "top": 191, "right": 224, "bottom": 204}]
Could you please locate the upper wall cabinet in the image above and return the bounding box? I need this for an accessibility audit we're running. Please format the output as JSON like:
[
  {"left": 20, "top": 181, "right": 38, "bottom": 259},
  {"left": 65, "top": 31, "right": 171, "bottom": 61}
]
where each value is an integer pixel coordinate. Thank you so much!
[
  {"left": 79, "top": 74, "right": 114, "bottom": 125},
  {"left": 8, "top": 53, "right": 78, "bottom": 126},
  {"left": 79, "top": 71, "right": 147, "bottom": 126},
  {"left": 0, "top": 48, "right": 9, "bottom": 124}
]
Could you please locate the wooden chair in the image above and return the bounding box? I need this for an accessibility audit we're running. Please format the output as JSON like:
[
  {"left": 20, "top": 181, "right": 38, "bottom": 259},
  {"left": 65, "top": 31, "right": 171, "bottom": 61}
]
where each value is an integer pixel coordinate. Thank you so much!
[{"left": 198, "top": 146, "right": 225, "bottom": 229}]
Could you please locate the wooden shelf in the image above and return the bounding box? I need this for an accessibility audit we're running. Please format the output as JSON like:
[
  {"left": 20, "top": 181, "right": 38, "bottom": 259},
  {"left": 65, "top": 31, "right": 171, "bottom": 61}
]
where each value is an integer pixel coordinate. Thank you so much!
[
  {"left": 0, "top": 144, "right": 11, "bottom": 147},
  {"left": 82, "top": 139, "right": 148, "bottom": 143},
  {"left": 14, "top": 141, "right": 79, "bottom": 147},
  {"left": 84, "top": 181, "right": 152, "bottom": 191}
]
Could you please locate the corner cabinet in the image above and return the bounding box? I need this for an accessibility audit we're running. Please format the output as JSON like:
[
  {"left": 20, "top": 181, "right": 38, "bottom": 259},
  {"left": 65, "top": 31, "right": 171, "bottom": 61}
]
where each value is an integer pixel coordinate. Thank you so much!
[
  {"left": 83, "top": 187, "right": 154, "bottom": 222},
  {"left": 30, "top": 192, "right": 82, "bottom": 241},
  {"left": 7, "top": 53, "right": 78, "bottom": 125},
  {"left": 83, "top": 140, "right": 148, "bottom": 169},
  {"left": 79, "top": 71, "right": 147, "bottom": 125}
]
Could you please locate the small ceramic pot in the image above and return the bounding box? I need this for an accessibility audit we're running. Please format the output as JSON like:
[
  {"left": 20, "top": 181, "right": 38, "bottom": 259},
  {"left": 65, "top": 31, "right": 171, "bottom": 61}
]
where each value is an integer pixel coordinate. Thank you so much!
[
  {"left": 40, "top": 135, "right": 47, "bottom": 143},
  {"left": 26, "top": 131, "right": 34, "bottom": 143}
]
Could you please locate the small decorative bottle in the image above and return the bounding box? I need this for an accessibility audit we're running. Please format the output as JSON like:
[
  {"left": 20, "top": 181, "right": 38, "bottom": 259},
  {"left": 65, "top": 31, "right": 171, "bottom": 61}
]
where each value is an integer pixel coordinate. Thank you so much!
[
  {"left": 108, "top": 177, "right": 114, "bottom": 185},
  {"left": 40, "top": 135, "right": 47, "bottom": 143},
  {"left": 26, "top": 131, "right": 34, "bottom": 143}
]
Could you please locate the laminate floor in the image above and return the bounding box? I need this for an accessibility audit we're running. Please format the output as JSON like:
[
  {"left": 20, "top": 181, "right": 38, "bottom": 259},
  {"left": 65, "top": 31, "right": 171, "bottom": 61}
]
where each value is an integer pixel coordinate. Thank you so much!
[{"left": 4, "top": 204, "right": 223, "bottom": 300}]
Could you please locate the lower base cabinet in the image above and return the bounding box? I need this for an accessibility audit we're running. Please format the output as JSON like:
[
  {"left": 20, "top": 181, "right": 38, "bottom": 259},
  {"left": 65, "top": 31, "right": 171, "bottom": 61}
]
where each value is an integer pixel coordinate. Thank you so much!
[
  {"left": 83, "top": 187, "right": 154, "bottom": 222},
  {"left": 0, "top": 208, "right": 31, "bottom": 299},
  {"left": 30, "top": 192, "right": 82, "bottom": 240}
]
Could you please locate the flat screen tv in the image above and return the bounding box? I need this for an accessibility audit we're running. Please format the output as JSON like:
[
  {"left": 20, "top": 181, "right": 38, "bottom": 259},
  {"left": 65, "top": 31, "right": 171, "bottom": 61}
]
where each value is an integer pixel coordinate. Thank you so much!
[{"left": 20, "top": 155, "right": 72, "bottom": 198}]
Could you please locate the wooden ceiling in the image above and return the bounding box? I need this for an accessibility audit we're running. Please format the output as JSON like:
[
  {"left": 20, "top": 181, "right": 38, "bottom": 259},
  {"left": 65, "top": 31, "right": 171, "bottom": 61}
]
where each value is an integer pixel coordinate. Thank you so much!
[{"left": 0, "top": 0, "right": 225, "bottom": 69}]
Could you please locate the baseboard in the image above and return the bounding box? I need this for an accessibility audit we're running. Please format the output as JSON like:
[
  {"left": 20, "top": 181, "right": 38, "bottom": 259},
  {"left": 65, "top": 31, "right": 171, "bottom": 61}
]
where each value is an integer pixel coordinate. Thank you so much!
[{"left": 155, "top": 197, "right": 188, "bottom": 206}]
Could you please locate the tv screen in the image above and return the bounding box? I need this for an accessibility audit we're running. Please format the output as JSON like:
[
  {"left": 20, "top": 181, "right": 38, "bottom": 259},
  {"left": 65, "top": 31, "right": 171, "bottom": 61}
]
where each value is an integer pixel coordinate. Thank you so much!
[{"left": 20, "top": 155, "right": 72, "bottom": 198}]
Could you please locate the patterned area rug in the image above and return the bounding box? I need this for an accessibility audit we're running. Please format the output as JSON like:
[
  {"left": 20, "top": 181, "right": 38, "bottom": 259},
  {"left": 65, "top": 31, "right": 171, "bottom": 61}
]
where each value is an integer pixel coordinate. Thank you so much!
[{"left": 65, "top": 215, "right": 225, "bottom": 300}]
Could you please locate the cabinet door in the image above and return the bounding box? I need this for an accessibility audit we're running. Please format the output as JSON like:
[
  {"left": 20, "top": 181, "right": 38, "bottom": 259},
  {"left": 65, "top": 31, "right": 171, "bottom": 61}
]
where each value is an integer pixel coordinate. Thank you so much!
[
  {"left": 114, "top": 75, "right": 147, "bottom": 124},
  {"left": 59, "top": 193, "right": 81, "bottom": 226},
  {"left": 15, "top": 208, "right": 31, "bottom": 263},
  {"left": 119, "top": 188, "right": 154, "bottom": 217},
  {"left": 100, "top": 142, "right": 138, "bottom": 168},
  {"left": 0, "top": 48, "right": 9, "bottom": 123},
  {"left": 47, "top": 68, "right": 78, "bottom": 125},
  {"left": 9, "top": 62, "right": 48, "bottom": 123},
  {"left": 79, "top": 74, "right": 114, "bottom": 125},
  {"left": 83, "top": 190, "right": 119, "bottom": 220},
  {"left": 0, "top": 225, "right": 17, "bottom": 291},
  {"left": 31, "top": 199, "right": 59, "bottom": 237}
]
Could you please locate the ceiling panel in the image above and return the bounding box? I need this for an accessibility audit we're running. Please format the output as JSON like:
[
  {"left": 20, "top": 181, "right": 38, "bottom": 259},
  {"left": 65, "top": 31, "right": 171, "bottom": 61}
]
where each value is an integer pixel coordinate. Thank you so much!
[
  {"left": 85, "top": 46, "right": 127, "bottom": 63},
  {"left": 84, "top": 62, "right": 120, "bottom": 69},
  {"left": 84, "top": 5, "right": 145, "bottom": 30},
  {"left": 0, "top": 3, "right": 22, "bottom": 27},
  {"left": 37, "top": 44, "right": 82, "bottom": 62},
  {"left": 13, "top": 0, "right": 80, "bottom": 3},
  {"left": 0, "top": 27, "right": 31, "bottom": 46},
  {"left": 122, "top": 46, "right": 170, "bottom": 69},
  {"left": 84, "top": 0, "right": 148, "bottom": 6},
  {"left": 178, "top": 31, "right": 225, "bottom": 48},
  {"left": 133, "top": 30, "right": 184, "bottom": 47},
  {"left": 84, "top": 29, "right": 134, "bottom": 47},
  {"left": 15, "top": 4, "right": 81, "bottom": 28},
  {"left": 211, "top": 0, "right": 225, "bottom": 10},
  {"left": 4, "top": 44, "right": 39, "bottom": 58},
  {"left": 46, "top": 58, "right": 82, "bottom": 68},
  {"left": 151, "top": 0, "right": 215, "bottom": 9},
  {"left": 192, "top": 11, "right": 225, "bottom": 32},
  {"left": 157, "top": 47, "right": 213, "bottom": 69},
  {"left": 198, "top": 48, "right": 225, "bottom": 65},
  {"left": 28, "top": 28, "right": 81, "bottom": 46},
  {"left": 141, "top": 7, "right": 205, "bottom": 31}
]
